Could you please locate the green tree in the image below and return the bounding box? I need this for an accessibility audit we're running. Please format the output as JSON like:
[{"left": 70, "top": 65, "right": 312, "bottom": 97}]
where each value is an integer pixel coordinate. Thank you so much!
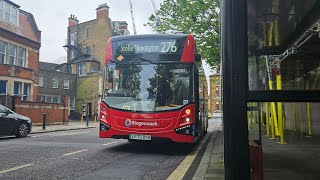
[{"left": 145, "top": 0, "right": 220, "bottom": 67}]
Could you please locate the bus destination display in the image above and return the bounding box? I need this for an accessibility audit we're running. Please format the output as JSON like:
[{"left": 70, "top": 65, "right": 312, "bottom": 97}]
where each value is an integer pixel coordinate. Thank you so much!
[{"left": 115, "top": 39, "right": 181, "bottom": 54}]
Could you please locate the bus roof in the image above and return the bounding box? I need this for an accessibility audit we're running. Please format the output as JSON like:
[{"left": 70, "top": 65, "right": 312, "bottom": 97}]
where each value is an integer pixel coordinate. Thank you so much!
[{"left": 110, "top": 34, "right": 190, "bottom": 41}]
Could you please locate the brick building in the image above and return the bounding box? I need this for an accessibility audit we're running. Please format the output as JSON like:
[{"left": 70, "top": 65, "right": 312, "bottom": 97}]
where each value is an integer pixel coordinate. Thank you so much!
[
  {"left": 38, "top": 62, "right": 77, "bottom": 114},
  {"left": 66, "top": 3, "right": 129, "bottom": 118},
  {"left": 0, "top": 0, "right": 41, "bottom": 101},
  {"left": 209, "top": 73, "right": 222, "bottom": 113}
]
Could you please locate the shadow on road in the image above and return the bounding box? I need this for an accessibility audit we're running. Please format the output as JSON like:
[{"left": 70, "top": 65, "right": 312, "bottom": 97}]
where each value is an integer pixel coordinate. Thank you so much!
[{"left": 105, "top": 141, "right": 199, "bottom": 155}]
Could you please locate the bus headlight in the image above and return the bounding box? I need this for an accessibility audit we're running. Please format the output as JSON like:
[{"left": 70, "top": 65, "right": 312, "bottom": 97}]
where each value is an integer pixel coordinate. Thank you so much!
[{"left": 185, "top": 117, "right": 190, "bottom": 122}]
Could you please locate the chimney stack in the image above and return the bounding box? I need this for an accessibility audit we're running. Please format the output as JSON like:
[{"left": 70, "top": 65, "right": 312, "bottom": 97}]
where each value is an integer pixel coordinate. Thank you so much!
[
  {"left": 96, "top": 3, "right": 109, "bottom": 19},
  {"left": 119, "top": 21, "right": 128, "bottom": 30},
  {"left": 68, "top": 14, "right": 79, "bottom": 27}
]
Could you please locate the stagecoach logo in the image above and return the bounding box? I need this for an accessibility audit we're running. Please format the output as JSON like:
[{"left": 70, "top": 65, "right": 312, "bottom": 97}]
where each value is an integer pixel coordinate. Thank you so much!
[
  {"left": 124, "top": 119, "right": 158, "bottom": 127},
  {"left": 125, "top": 119, "right": 132, "bottom": 127}
]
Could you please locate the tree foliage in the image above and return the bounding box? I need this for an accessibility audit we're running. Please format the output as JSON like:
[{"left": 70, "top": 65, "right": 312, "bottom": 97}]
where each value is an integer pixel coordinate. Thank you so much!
[{"left": 145, "top": 0, "right": 220, "bottom": 67}]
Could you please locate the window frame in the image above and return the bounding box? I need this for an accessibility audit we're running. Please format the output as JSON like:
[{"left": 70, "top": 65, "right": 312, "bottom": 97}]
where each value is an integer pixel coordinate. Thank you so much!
[
  {"left": 22, "top": 83, "right": 30, "bottom": 101},
  {"left": 0, "top": 0, "right": 3, "bottom": 19},
  {"left": 52, "top": 78, "right": 59, "bottom": 88},
  {"left": 17, "top": 47, "right": 26, "bottom": 67},
  {"left": 39, "top": 75, "right": 44, "bottom": 87},
  {"left": 14, "top": 81, "right": 22, "bottom": 96},
  {"left": 77, "top": 63, "right": 86, "bottom": 76},
  {"left": 63, "top": 79, "right": 69, "bottom": 89},
  {"left": 0, "top": 40, "right": 5, "bottom": 64},
  {"left": 3, "top": 2, "right": 10, "bottom": 22},
  {"left": 69, "top": 97, "right": 76, "bottom": 110},
  {"left": 8, "top": 44, "right": 16, "bottom": 65},
  {"left": 10, "top": 5, "right": 17, "bottom": 24},
  {"left": 0, "top": 80, "right": 7, "bottom": 95},
  {"left": 0, "top": 1, "right": 19, "bottom": 25}
]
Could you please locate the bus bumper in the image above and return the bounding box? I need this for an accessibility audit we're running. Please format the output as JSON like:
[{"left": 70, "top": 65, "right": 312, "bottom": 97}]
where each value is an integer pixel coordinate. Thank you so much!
[{"left": 99, "top": 123, "right": 196, "bottom": 143}]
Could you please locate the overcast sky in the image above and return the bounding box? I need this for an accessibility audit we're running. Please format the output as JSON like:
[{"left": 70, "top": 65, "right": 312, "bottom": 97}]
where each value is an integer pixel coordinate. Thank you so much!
[
  {"left": 14, "top": 0, "right": 163, "bottom": 62},
  {"left": 14, "top": 0, "right": 213, "bottom": 83}
]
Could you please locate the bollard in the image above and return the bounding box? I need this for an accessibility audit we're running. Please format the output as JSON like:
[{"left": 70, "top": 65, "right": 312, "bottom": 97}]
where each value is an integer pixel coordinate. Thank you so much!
[
  {"left": 42, "top": 113, "right": 47, "bottom": 130},
  {"left": 86, "top": 115, "right": 89, "bottom": 127}
]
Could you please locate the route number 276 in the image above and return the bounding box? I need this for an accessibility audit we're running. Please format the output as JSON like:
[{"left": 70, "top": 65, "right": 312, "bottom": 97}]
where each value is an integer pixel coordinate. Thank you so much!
[{"left": 161, "top": 42, "right": 177, "bottom": 53}]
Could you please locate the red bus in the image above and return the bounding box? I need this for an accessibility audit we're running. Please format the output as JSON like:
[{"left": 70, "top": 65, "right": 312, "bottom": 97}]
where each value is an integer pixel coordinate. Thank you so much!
[{"left": 99, "top": 34, "right": 208, "bottom": 143}]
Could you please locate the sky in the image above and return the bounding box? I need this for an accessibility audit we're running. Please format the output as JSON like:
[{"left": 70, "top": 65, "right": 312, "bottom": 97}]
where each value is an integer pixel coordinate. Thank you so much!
[{"left": 14, "top": 0, "right": 213, "bottom": 86}]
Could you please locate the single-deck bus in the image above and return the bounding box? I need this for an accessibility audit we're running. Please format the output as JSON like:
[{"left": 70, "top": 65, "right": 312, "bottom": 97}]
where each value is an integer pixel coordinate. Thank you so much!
[{"left": 99, "top": 34, "right": 208, "bottom": 143}]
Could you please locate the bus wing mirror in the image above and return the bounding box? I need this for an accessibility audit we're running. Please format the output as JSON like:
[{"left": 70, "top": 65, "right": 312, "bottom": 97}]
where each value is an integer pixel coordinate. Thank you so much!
[{"left": 195, "top": 54, "right": 201, "bottom": 62}]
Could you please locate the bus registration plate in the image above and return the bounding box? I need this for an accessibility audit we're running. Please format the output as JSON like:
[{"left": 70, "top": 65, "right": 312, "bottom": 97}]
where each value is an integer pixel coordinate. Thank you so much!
[{"left": 129, "top": 134, "right": 151, "bottom": 141}]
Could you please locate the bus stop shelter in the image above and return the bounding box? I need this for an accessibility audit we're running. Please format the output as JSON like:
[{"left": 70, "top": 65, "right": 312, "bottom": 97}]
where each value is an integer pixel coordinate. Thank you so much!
[{"left": 222, "top": 0, "right": 320, "bottom": 179}]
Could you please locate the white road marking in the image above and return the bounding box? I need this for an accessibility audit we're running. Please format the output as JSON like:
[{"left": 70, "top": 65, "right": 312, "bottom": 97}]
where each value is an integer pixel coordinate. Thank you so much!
[
  {"left": 102, "top": 142, "right": 119, "bottom": 146},
  {"left": 63, "top": 149, "right": 88, "bottom": 156},
  {"left": 166, "top": 135, "right": 209, "bottom": 180},
  {"left": 0, "top": 163, "right": 33, "bottom": 175}
]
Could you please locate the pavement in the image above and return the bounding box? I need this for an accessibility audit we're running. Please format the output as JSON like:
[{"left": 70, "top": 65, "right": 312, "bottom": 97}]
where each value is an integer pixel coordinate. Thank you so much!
[
  {"left": 192, "top": 117, "right": 224, "bottom": 180},
  {"left": 31, "top": 120, "right": 98, "bottom": 134}
]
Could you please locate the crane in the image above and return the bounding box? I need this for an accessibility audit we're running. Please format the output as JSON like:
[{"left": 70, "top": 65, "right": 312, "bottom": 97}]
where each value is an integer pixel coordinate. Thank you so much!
[
  {"left": 128, "top": 0, "right": 160, "bottom": 34},
  {"left": 129, "top": 0, "right": 137, "bottom": 34}
]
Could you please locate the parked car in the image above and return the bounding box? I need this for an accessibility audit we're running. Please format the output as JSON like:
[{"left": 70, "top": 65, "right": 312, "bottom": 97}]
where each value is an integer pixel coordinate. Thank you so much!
[{"left": 0, "top": 105, "right": 32, "bottom": 137}]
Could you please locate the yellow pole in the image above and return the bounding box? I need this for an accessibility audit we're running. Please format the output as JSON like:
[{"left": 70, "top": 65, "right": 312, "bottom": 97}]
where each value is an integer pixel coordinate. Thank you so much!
[
  {"left": 306, "top": 102, "right": 312, "bottom": 137},
  {"left": 293, "top": 103, "right": 297, "bottom": 134},
  {"left": 80, "top": 115, "right": 83, "bottom": 123},
  {"left": 269, "top": 103, "right": 276, "bottom": 139},
  {"left": 268, "top": 80, "right": 280, "bottom": 136},
  {"left": 266, "top": 102, "right": 270, "bottom": 137},
  {"left": 276, "top": 75, "right": 286, "bottom": 144},
  {"left": 94, "top": 115, "right": 97, "bottom": 123},
  {"left": 268, "top": 22, "right": 274, "bottom": 47}
]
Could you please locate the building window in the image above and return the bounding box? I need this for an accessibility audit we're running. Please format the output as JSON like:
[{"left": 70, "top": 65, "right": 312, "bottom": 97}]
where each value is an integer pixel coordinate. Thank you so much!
[
  {"left": 0, "top": 1, "right": 19, "bottom": 25},
  {"left": 71, "top": 51, "right": 75, "bottom": 59},
  {"left": 70, "top": 97, "right": 76, "bottom": 110},
  {"left": 4, "top": 2, "right": 9, "bottom": 21},
  {"left": 215, "top": 78, "right": 219, "bottom": 85},
  {"left": 39, "top": 75, "right": 44, "bottom": 87},
  {"left": 0, "top": 80, "right": 7, "bottom": 95},
  {"left": 91, "top": 65, "right": 96, "bottom": 73},
  {"left": 215, "top": 88, "right": 220, "bottom": 98},
  {"left": 77, "top": 63, "right": 86, "bottom": 76},
  {"left": 71, "top": 33, "right": 75, "bottom": 46},
  {"left": 64, "top": 79, "right": 69, "bottom": 89},
  {"left": 86, "top": 28, "right": 90, "bottom": 38},
  {"left": 86, "top": 46, "right": 91, "bottom": 55},
  {"left": 14, "top": 81, "right": 22, "bottom": 96},
  {"left": 10, "top": 6, "right": 17, "bottom": 24},
  {"left": 52, "top": 96, "right": 59, "bottom": 103},
  {"left": 17, "top": 47, "right": 26, "bottom": 67},
  {"left": 0, "top": 40, "right": 25, "bottom": 67},
  {"left": 0, "top": 1, "right": 3, "bottom": 19},
  {"left": 0, "top": 41, "right": 5, "bottom": 64},
  {"left": 8, "top": 44, "right": 16, "bottom": 65},
  {"left": 23, "top": 83, "right": 30, "bottom": 101},
  {"left": 52, "top": 78, "right": 58, "bottom": 88}
]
